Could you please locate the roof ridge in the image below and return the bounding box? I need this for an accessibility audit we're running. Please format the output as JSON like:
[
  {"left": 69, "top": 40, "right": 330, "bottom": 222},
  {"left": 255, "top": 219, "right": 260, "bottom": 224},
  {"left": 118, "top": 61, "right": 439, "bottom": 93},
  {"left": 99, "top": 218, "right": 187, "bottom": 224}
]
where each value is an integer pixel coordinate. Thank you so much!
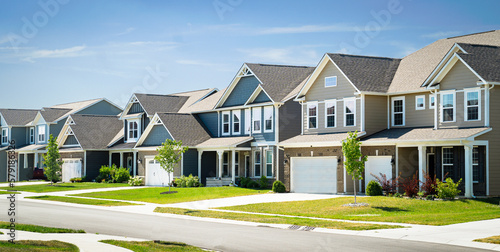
[
  {"left": 245, "top": 62, "right": 315, "bottom": 68},
  {"left": 50, "top": 98, "right": 102, "bottom": 107},
  {"left": 157, "top": 112, "right": 192, "bottom": 115},
  {"left": 134, "top": 93, "right": 182, "bottom": 97},
  {"left": 446, "top": 30, "right": 497, "bottom": 39},
  {"left": 457, "top": 42, "right": 500, "bottom": 49},
  {"left": 72, "top": 114, "right": 119, "bottom": 118},
  {"left": 0, "top": 108, "right": 39, "bottom": 111},
  {"left": 42, "top": 107, "right": 72, "bottom": 111},
  {"left": 170, "top": 88, "right": 214, "bottom": 95},
  {"left": 328, "top": 53, "right": 401, "bottom": 60}
]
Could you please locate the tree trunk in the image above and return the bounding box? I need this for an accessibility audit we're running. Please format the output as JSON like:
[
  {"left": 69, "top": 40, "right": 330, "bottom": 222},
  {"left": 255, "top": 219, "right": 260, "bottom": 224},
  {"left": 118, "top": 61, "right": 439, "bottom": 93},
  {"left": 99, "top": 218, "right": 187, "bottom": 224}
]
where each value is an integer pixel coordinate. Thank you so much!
[
  {"left": 353, "top": 179, "right": 357, "bottom": 204},
  {"left": 168, "top": 174, "right": 171, "bottom": 192}
]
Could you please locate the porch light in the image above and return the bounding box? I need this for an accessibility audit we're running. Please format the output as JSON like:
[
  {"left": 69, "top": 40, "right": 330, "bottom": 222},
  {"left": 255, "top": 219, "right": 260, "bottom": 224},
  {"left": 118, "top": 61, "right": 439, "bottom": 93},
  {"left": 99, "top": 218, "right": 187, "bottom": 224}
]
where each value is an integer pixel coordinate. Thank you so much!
[
  {"left": 338, "top": 157, "right": 342, "bottom": 164},
  {"left": 138, "top": 158, "right": 142, "bottom": 164},
  {"left": 391, "top": 157, "right": 395, "bottom": 165}
]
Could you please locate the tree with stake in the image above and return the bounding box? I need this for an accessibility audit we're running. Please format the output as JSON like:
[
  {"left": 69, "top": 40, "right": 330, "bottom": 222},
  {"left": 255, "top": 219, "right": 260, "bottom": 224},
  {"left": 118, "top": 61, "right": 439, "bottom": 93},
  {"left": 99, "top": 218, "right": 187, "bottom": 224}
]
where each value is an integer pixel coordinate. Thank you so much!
[
  {"left": 43, "top": 134, "right": 63, "bottom": 185},
  {"left": 342, "top": 131, "right": 367, "bottom": 205},
  {"left": 155, "top": 139, "right": 188, "bottom": 192}
]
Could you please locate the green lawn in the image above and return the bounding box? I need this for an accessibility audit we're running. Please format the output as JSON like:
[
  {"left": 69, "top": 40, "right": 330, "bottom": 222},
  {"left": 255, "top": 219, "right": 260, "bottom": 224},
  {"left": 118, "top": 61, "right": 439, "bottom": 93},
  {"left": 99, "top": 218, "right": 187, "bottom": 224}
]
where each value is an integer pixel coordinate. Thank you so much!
[
  {"left": 100, "top": 240, "right": 206, "bottom": 252},
  {"left": 221, "top": 196, "right": 500, "bottom": 226},
  {"left": 74, "top": 187, "right": 268, "bottom": 204},
  {"left": 474, "top": 235, "right": 500, "bottom": 244},
  {"left": 0, "top": 221, "right": 85, "bottom": 233},
  {"left": 0, "top": 190, "right": 20, "bottom": 194},
  {"left": 26, "top": 195, "right": 141, "bottom": 206},
  {"left": 154, "top": 207, "right": 403, "bottom": 230},
  {"left": 0, "top": 240, "right": 79, "bottom": 251},
  {"left": 13, "top": 182, "right": 129, "bottom": 193}
]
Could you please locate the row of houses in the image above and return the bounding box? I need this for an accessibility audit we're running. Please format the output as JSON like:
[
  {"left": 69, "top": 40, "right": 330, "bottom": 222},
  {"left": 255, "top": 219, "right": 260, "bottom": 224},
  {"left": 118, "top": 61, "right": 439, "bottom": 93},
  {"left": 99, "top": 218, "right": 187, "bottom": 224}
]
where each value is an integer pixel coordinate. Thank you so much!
[{"left": 1, "top": 30, "right": 499, "bottom": 197}]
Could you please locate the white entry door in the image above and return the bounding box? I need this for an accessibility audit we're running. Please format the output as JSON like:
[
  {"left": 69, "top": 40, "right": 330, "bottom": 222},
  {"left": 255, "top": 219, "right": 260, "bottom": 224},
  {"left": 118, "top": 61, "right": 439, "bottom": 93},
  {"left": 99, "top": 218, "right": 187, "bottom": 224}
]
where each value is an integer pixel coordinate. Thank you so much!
[
  {"left": 62, "top": 159, "right": 82, "bottom": 182},
  {"left": 146, "top": 159, "right": 173, "bottom": 186},
  {"left": 365, "top": 156, "right": 392, "bottom": 186},
  {"left": 291, "top": 157, "right": 337, "bottom": 194}
]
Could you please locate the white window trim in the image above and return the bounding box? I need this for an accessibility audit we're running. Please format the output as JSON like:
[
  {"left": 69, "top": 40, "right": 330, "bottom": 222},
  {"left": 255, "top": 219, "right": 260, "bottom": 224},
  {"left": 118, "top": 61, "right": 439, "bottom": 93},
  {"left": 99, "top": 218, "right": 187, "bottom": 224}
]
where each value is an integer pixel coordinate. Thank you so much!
[
  {"left": 127, "top": 119, "right": 141, "bottom": 142},
  {"left": 232, "top": 110, "right": 241, "bottom": 135},
  {"left": 391, "top": 96, "right": 405, "bottom": 126},
  {"left": 263, "top": 106, "right": 273, "bottom": 133},
  {"left": 415, "top": 95, "right": 425, "bottom": 110},
  {"left": 1, "top": 128, "right": 8, "bottom": 144},
  {"left": 222, "top": 111, "right": 231, "bottom": 136},
  {"left": 440, "top": 90, "right": 456, "bottom": 123},
  {"left": 324, "top": 99, "right": 336, "bottom": 128},
  {"left": 252, "top": 107, "right": 262, "bottom": 133},
  {"left": 29, "top": 127, "right": 35, "bottom": 144},
  {"left": 37, "top": 125, "right": 46, "bottom": 143},
  {"left": 245, "top": 108, "right": 251, "bottom": 135},
  {"left": 442, "top": 147, "right": 454, "bottom": 180},
  {"left": 429, "top": 94, "right": 436, "bottom": 109},
  {"left": 464, "top": 88, "right": 481, "bottom": 121},
  {"left": 254, "top": 150, "right": 261, "bottom": 177},
  {"left": 265, "top": 149, "right": 273, "bottom": 177},
  {"left": 472, "top": 146, "right": 479, "bottom": 183},
  {"left": 325, "top": 76, "right": 337, "bottom": 87},
  {"left": 307, "top": 102, "right": 318, "bottom": 129},
  {"left": 344, "top": 98, "right": 356, "bottom": 127}
]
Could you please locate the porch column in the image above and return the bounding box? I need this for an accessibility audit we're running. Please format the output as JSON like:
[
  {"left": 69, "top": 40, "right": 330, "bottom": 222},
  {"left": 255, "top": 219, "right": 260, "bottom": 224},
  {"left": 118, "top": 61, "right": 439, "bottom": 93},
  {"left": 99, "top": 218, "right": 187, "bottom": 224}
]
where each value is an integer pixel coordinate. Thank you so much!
[
  {"left": 34, "top": 152, "right": 39, "bottom": 168},
  {"left": 23, "top": 154, "right": 28, "bottom": 168},
  {"left": 133, "top": 151, "right": 137, "bottom": 176},
  {"left": 217, "top": 150, "right": 224, "bottom": 178},
  {"left": 418, "top": 146, "right": 426, "bottom": 187},
  {"left": 198, "top": 150, "right": 203, "bottom": 183},
  {"left": 119, "top": 152, "right": 123, "bottom": 168},
  {"left": 109, "top": 153, "right": 112, "bottom": 167},
  {"left": 464, "top": 145, "right": 473, "bottom": 198},
  {"left": 231, "top": 150, "right": 236, "bottom": 183}
]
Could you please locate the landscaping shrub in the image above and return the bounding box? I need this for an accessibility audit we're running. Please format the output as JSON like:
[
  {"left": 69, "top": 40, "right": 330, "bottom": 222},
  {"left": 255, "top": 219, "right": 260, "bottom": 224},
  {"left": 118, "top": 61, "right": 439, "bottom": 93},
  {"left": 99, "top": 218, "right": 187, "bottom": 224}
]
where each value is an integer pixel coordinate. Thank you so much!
[
  {"left": 240, "top": 177, "right": 250, "bottom": 188},
  {"left": 96, "top": 165, "right": 117, "bottom": 182},
  {"left": 420, "top": 171, "right": 437, "bottom": 196},
  {"left": 128, "top": 176, "right": 143, "bottom": 186},
  {"left": 435, "top": 177, "right": 462, "bottom": 199},
  {"left": 174, "top": 174, "right": 199, "bottom": 188},
  {"left": 399, "top": 173, "right": 419, "bottom": 198},
  {"left": 114, "top": 167, "right": 131, "bottom": 183},
  {"left": 272, "top": 180, "right": 286, "bottom": 193},
  {"left": 247, "top": 180, "right": 259, "bottom": 189},
  {"left": 366, "top": 180, "right": 383, "bottom": 196},
  {"left": 259, "top": 176, "right": 269, "bottom": 189},
  {"left": 70, "top": 178, "right": 82, "bottom": 183},
  {"left": 371, "top": 172, "right": 397, "bottom": 194}
]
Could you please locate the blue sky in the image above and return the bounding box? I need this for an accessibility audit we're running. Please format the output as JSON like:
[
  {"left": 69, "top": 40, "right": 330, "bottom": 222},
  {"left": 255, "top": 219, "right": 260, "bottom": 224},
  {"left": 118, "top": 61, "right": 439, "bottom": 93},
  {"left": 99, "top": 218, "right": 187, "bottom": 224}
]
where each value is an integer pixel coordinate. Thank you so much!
[{"left": 1, "top": 0, "right": 499, "bottom": 109}]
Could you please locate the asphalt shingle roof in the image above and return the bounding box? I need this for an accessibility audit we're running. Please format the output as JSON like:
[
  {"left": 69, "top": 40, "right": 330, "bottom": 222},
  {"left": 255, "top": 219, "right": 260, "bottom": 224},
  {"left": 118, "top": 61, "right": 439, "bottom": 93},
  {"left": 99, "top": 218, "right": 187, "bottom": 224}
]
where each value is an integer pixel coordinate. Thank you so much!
[
  {"left": 69, "top": 114, "right": 123, "bottom": 149},
  {"left": 362, "top": 127, "right": 490, "bottom": 143},
  {"left": 196, "top": 136, "right": 253, "bottom": 148},
  {"left": 135, "top": 94, "right": 189, "bottom": 116},
  {"left": 40, "top": 108, "right": 72, "bottom": 122},
  {"left": 0, "top": 109, "right": 39, "bottom": 126},
  {"left": 279, "top": 132, "right": 351, "bottom": 146},
  {"left": 456, "top": 43, "right": 500, "bottom": 83},
  {"left": 157, "top": 113, "right": 211, "bottom": 146},
  {"left": 327, "top": 54, "right": 401, "bottom": 93}
]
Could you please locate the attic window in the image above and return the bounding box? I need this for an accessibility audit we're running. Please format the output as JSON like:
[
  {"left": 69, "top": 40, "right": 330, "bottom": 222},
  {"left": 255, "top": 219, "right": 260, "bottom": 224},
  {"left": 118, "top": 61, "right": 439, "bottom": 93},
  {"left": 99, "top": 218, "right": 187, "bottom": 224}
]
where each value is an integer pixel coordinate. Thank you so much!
[
  {"left": 154, "top": 117, "right": 162, "bottom": 125},
  {"left": 238, "top": 67, "right": 253, "bottom": 77},
  {"left": 130, "top": 97, "right": 139, "bottom": 103},
  {"left": 325, "top": 76, "right": 337, "bottom": 87},
  {"left": 65, "top": 128, "right": 74, "bottom": 136},
  {"left": 66, "top": 118, "right": 75, "bottom": 125}
]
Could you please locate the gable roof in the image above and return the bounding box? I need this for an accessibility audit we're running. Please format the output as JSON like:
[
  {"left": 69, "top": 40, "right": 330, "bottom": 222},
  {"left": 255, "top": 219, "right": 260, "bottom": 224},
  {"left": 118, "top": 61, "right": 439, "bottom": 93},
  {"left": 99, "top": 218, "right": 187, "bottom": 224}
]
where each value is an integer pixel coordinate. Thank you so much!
[
  {"left": 189, "top": 88, "right": 226, "bottom": 113},
  {"left": 456, "top": 43, "right": 500, "bottom": 83},
  {"left": 0, "top": 109, "right": 39, "bottom": 126},
  {"left": 156, "top": 113, "right": 211, "bottom": 146},
  {"left": 64, "top": 114, "right": 123, "bottom": 149},
  {"left": 327, "top": 54, "right": 401, "bottom": 93},
  {"left": 40, "top": 108, "right": 72, "bottom": 122},
  {"left": 38, "top": 98, "right": 118, "bottom": 123},
  {"left": 389, "top": 30, "right": 500, "bottom": 93}
]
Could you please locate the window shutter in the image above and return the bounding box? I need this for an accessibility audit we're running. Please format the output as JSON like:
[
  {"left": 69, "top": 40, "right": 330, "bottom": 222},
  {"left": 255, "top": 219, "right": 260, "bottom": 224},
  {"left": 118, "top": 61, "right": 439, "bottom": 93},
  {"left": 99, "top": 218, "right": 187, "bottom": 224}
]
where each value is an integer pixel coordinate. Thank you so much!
[
  {"left": 478, "top": 146, "right": 485, "bottom": 183},
  {"left": 124, "top": 120, "right": 128, "bottom": 141}
]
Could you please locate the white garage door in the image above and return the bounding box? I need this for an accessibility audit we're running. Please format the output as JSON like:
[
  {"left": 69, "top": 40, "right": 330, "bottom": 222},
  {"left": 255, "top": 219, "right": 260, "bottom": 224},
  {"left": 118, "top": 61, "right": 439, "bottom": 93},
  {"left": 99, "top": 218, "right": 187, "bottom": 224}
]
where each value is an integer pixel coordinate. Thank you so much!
[
  {"left": 365, "top": 156, "right": 392, "bottom": 186},
  {"left": 291, "top": 157, "right": 337, "bottom": 194},
  {"left": 62, "top": 159, "right": 82, "bottom": 182},
  {"left": 146, "top": 159, "right": 173, "bottom": 186}
]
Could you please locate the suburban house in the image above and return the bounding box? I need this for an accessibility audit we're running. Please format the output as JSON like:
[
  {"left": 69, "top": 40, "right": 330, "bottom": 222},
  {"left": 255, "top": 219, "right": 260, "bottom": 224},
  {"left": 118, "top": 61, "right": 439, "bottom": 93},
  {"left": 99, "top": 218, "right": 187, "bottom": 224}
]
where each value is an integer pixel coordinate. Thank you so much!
[
  {"left": 0, "top": 109, "right": 39, "bottom": 182},
  {"left": 280, "top": 30, "right": 500, "bottom": 197},
  {"left": 15, "top": 98, "right": 122, "bottom": 181},
  {"left": 136, "top": 63, "right": 314, "bottom": 186}
]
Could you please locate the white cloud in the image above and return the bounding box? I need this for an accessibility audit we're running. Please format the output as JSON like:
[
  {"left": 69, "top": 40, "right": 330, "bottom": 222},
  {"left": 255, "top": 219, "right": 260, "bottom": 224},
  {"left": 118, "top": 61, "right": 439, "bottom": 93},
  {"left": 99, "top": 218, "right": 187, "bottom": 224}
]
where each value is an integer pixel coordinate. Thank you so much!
[
  {"left": 238, "top": 45, "right": 320, "bottom": 66},
  {"left": 421, "top": 31, "right": 462, "bottom": 39},
  {"left": 114, "top": 27, "right": 136, "bottom": 36},
  {"left": 23, "top": 45, "right": 88, "bottom": 62}
]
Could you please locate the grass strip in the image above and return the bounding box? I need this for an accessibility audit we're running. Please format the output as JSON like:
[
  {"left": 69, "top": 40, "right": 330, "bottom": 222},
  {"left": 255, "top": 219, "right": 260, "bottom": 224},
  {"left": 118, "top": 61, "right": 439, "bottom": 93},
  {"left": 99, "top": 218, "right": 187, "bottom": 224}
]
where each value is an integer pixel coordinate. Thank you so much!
[
  {"left": 0, "top": 240, "right": 79, "bottom": 251},
  {"left": 26, "top": 195, "right": 141, "bottom": 206},
  {"left": 100, "top": 240, "right": 206, "bottom": 252},
  {"left": 154, "top": 207, "right": 403, "bottom": 230},
  {"left": 0, "top": 221, "right": 85, "bottom": 233},
  {"left": 13, "top": 182, "right": 129, "bottom": 193},
  {"left": 0, "top": 191, "right": 20, "bottom": 194},
  {"left": 474, "top": 235, "right": 500, "bottom": 245}
]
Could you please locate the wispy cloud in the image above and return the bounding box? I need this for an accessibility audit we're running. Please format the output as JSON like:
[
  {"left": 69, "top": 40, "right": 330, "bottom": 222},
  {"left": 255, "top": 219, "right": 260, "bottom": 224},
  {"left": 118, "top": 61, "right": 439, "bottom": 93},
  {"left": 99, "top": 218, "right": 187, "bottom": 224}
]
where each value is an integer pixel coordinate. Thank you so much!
[
  {"left": 389, "top": 41, "right": 418, "bottom": 57},
  {"left": 238, "top": 45, "right": 320, "bottom": 65},
  {"left": 114, "top": 27, "right": 136, "bottom": 36},
  {"left": 257, "top": 24, "right": 391, "bottom": 35},
  {"left": 176, "top": 59, "right": 214, "bottom": 66},
  {"left": 23, "top": 45, "right": 88, "bottom": 63},
  {"left": 421, "top": 31, "right": 462, "bottom": 39}
]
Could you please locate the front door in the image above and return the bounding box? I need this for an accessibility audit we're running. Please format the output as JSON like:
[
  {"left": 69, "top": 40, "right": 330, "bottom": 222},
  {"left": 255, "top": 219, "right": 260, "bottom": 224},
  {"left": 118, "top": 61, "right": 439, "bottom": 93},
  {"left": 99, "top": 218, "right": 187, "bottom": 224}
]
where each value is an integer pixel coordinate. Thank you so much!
[{"left": 427, "top": 154, "right": 435, "bottom": 178}]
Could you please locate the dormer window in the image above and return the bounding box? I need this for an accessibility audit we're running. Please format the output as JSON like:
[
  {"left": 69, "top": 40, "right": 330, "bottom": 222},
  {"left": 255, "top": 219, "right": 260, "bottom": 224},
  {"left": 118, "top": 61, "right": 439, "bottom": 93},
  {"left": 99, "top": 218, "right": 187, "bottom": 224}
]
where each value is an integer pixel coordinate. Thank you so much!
[
  {"left": 38, "top": 125, "right": 45, "bottom": 143},
  {"left": 325, "top": 76, "right": 337, "bottom": 87},
  {"left": 128, "top": 119, "right": 140, "bottom": 142},
  {"left": 1, "top": 128, "right": 8, "bottom": 144}
]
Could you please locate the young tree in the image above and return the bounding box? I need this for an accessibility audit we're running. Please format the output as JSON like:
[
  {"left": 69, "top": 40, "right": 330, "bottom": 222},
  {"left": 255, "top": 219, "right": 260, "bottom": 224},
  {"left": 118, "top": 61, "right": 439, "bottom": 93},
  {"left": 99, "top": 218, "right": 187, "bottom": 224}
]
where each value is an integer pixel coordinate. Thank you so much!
[
  {"left": 155, "top": 139, "right": 188, "bottom": 191},
  {"left": 43, "top": 134, "right": 63, "bottom": 185},
  {"left": 342, "top": 131, "right": 367, "bottom": 204}
]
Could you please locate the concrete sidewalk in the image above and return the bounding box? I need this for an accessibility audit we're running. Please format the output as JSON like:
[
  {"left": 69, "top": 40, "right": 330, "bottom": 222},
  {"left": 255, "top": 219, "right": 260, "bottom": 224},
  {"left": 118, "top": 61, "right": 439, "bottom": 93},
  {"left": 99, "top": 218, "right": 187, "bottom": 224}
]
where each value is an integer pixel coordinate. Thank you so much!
[{"left": 0, "top": 181, "right": 49, "bottom": 187}]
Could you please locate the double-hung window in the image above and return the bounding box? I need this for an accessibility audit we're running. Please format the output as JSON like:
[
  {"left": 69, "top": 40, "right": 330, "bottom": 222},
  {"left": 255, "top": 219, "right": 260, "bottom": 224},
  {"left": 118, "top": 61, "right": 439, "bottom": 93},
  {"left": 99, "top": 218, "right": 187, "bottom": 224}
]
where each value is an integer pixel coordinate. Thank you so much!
[
  {"left": 472, "top": 146, "right": 479, "bottom": 183},
  {"left": 222, "top": 111, "right": 230, "bottom": 136},
  {"left": 429, "top": 94, "right": 436, "bottom": 109},
  {"left": 128, "top": 120, "right": 139, "bottom": 142},
  {"left": 307, "top": 103, "right": 317, "bottom": 129},
  {"left": 252, "top": 107, "right": 261, "bottom": 133},
  {"left": 442, "top": 147, "right": 454, "bottom": 179},
  {"left": 245, "top": 109, "right": 251, "bottom": 134},
  {"left": 1, "top": 128, "right": 8, "bottom": 144},
  {"left": 465, "top": 89, "right": 480, "bottom": 121},
  {"left": 29, "top": 127, "right": 35, "bottom": 144},
  {"left": 264, "top": 106, "right": 273, "bottom": 132},
  {"left": 234, "top": 152, "right": 239, "bottom": 177},
  {"left": 325, "top": 100, "right": 336, "bottom": 128},
  {"left": 232, "top": 110, "right": 241, "bottom": 135},
  {"left": 266, "top": 150, "right": 273, "bottom": 177},
  {"left": 391, "top": 96, "right": 405, "bottom": 126},
  {"left": 344, "top": 98, "right": 356, "bottom": 127},
  {"left": 254, "top": 150, "right": 261, "bottom": 177},
  {"left": 441, "top": 91, "right": 456, "bottom": 122},
  {"left": 415, "top": 95, "right": 425, "bottom": 110},
  {"left": 38, "top": 125, "right": 45, "bottom": 143}
]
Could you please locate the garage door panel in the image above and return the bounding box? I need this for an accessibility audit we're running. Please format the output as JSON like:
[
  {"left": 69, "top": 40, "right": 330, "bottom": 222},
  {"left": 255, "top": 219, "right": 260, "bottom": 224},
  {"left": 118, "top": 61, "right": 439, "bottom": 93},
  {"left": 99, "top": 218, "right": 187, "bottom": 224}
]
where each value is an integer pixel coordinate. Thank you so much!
[
  {"left": 146, "top": 159, "right": 173, "bottom": 186},
  {"left": 62, "top": 159, "right": 82, "bottom": 183},
  {"left": 291, "top": 157, "right": 337, "bottom": 194},
  {"left": 365, "top": 156, "right": 392, "bottom": 186}
]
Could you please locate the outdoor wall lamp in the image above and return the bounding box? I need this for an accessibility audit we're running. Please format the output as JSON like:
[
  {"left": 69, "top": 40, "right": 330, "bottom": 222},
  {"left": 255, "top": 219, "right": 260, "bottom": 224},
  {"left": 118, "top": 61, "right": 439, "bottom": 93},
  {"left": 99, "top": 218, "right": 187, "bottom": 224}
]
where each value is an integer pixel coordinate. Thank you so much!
[
  {"left": 391, "top": 157, "right": 395, "bottom": 165},
  {"left": 138, "top": 158, "right": 142, "bottom": 164},
  {"left": 338, "top": 157, "right": 342, "bottom": 164}
]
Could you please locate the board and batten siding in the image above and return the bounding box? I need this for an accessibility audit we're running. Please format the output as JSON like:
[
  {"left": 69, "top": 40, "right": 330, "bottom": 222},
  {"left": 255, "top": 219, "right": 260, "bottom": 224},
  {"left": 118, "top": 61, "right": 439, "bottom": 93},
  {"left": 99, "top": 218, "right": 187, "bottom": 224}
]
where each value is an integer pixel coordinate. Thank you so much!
[
  {"left": 364, "top": 95, "right": 388, "bottom": 136},
  {"left": 389, "top": 92, "right": 434, "bottom": 128},
  {"left": 253, "top": 91, "right": 272, "bottom": 103},
  {"left": 279, "top": 100, "right": 301, "bottom": 141},
  {"left": 182, "top": 149, "right": 199, "bottom": 176},
  {"left": 142, "top": 124, "right": 172, "bottom": 146},
  {"left": 302, "top": 99, "right": 361, "bottom": 134},
  {"left": 222, "top": 76, "right": 260, "bottom": 107},
  {"left": 85, "top": 151, "right": 108, "bottom": 180}
]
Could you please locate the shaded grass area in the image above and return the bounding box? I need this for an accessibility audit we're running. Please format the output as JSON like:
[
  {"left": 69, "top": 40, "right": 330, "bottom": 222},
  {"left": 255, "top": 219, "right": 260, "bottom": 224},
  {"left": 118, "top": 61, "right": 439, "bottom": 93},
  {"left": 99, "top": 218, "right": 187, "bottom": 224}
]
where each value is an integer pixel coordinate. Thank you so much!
[
  {"left": 0, "top": 240, "right": 79, "bottom": 251},
  {"left": 474, "top": 235, "right": 500, "bottom": 245},
  {"left": 221, "top": 196, "right": 500, "bottom": 226},
  {"left": 154, "top": 207, "right": 403, "bottom": 230},
  {"left": 0, "top": 191, "right": 20, "bottom": 194},
  {"left": 75, "top": 187, "right": 268, "bottom": 204},
  {"left": 0, "top": 221, "right": 85, "bottom": 233},
  {"left": 26, "top": 195, "right": 141, "bottom": 206},
  {"left": 13, "top": 182, "right": 129, "bottom": 193},
  {"left": 100, "top": 240, "right": 206, "bottom": 252}
]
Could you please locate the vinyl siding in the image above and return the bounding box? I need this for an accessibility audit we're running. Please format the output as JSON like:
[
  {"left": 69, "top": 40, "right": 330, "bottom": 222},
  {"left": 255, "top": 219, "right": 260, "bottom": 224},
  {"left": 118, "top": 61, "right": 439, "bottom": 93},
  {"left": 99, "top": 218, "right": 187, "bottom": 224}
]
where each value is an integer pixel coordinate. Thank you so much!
[
  {"left": 85, "top": 151, "right": 108, "bottom": 180},
  {"left": 365, "top": 95, "right": 388, "bottom": 136},
  {"left": 10, "top": 127, "right": 27, "bottom": 148},
  {"left": 440, "top": 60, "right": 481, "bottom": 90},
  {"left": 196, "top": 112, "right": 218, "bottom": 137},
  {"left": 302, "top": 99, "right": 361, "bottom": 134},
  {"left": 305, "top": 60, "right": 357, "bottom": 101},
  {"left": 437, "top": 90, "right": 485, "bottom": 128},
  {"left": 128, "top": 103, "right": 144, "bottom": 114},
  {"left": 0, "top": 151, "right": 6, "bottom": 182},
  {"left": 279, "top": 100, "right": 301, "bottom": 141},
  {"left": 250, "top": 106, "right": 275, "bottom": 142},
  {"left": 253, "top": 90, "right": 272, "bottom": 103},
  {"left": 222, "top": 76, "right": 260, "bottom": 107},
  {"left": 78, "top": 100, "right": 122, "bottom": 116},
  {"left": 49, "top": 120, "right": 65, "bottom": 138},
  {"left": 389, "top": 93, "right": 434, "bottom": 128},
  {"left": 182, "top": 149, "right": 198, "bottom": 176},
  {"left": 142, "top": 124, "right": 172, "bottom": 146},
  {"left": 63, "top": 135, "right": 79, "bottom": 146}
]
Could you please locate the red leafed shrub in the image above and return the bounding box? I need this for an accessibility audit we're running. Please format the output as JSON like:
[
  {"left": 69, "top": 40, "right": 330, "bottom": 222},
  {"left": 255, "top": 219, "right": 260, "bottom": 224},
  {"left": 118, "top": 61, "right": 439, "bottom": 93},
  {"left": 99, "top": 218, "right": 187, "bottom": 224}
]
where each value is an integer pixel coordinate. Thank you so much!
[
  {"left": 420, "top": 171, "right": 437, "bottom": 196},
  {"left": 399, "top": 173, "right": 419, "bottom": 198},
  {"left": 370, "top": 172, "right": 398, "bottom": 194}
]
